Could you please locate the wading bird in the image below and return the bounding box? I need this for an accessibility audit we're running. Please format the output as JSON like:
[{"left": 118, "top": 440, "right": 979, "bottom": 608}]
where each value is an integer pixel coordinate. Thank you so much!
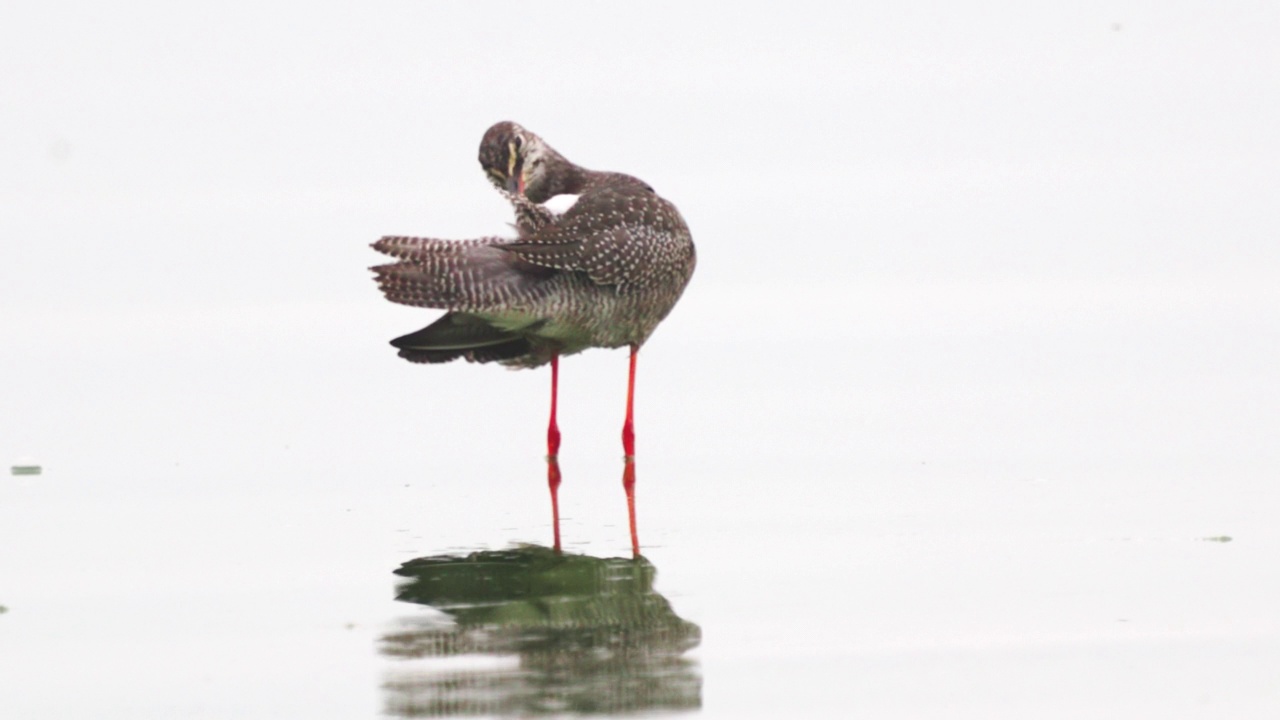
[{"left": 371, "top": 122, "right": 695, "bottom": 555}]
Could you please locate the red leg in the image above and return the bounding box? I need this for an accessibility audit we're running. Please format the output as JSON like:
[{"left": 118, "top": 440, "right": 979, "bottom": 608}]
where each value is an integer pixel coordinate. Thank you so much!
[
  {"left": 547, "top": 354, "right": 562, "bottom": 552},
  {"left": 548, "top": 354, "right": 562, "bottom": 458},
  {"left": 622, "top": 345, "right": 637, "bottom": 458},
  {"left": 622, "top": 344, "right": 639, "bottom": 556}
]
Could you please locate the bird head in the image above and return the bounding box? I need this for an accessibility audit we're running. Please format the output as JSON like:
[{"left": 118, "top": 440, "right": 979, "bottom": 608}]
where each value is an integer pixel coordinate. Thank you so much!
[{"left": 478, "top": 121, "right": 569, "bottom": 202}]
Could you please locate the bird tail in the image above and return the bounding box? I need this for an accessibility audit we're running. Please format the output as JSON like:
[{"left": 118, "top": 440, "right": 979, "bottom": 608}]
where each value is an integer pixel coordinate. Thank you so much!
[{"left": 390, "top": 312, "right": 536, "bottom": 364}]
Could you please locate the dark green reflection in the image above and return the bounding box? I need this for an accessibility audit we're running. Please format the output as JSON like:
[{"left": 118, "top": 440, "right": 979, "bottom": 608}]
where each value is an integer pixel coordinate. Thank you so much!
[{"left": 381, "top": 545, "right": 701, "bottom": 717}]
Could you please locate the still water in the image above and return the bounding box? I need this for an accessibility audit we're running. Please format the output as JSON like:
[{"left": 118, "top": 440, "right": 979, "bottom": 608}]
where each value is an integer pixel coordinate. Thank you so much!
[
  {"left": 2, "top": 290, "right": 1278, "bottom": 717},
  {"left": 5, "top": 4, "right": 1280, "bottom": 715}
]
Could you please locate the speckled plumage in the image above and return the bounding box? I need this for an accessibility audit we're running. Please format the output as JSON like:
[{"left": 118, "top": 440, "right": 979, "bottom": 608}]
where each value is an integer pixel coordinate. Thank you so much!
[{"left": 371, "top": 123, "right": 696, "bottom": 368}]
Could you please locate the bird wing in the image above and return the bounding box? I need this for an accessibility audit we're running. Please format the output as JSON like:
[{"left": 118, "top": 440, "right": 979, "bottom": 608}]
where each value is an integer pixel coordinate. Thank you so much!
[
  {"left": 495, "top": 188, "right": 557, "bottom": 237},
  {"left": 370, "top": 235, "right": 553, "bottom": 309},
  {"left": 501, "top": 187, "right": 688, "bottom": 291}
]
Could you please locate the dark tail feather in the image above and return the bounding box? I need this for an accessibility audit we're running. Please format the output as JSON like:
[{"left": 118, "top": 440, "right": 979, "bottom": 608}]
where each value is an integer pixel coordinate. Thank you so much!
[{"left": 390, "top": 313, "right": 535, "bottom": 364}]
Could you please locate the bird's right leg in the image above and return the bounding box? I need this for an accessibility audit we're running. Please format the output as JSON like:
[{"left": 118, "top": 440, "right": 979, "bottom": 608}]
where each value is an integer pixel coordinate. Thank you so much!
[{"left": 547, "top": 353, "right": 562, "bottom": 552}]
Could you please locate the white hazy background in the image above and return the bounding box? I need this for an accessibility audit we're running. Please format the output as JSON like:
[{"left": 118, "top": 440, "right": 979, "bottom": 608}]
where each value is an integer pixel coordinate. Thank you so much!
[{"left": 3, "top": 2, "right": 1279, "bottom": 719}]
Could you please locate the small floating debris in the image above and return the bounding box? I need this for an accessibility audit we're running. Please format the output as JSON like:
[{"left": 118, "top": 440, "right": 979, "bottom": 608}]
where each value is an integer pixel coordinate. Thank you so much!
[
  {"left": 1200, "top": 535, "right": 1233, "bottom": 543},
  {"left": 10, "top": 455, "right": 41, "bottom": 476}
]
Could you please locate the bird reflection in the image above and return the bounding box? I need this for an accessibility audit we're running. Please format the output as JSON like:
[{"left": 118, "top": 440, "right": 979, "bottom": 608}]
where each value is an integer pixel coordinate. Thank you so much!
[{"left": 381, "top": 545, "right": 701, "bottom": 717}]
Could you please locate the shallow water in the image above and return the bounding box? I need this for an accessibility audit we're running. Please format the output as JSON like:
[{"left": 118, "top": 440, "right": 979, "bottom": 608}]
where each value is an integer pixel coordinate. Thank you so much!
[{"left": 2, "top": 302, "right": 1278, "bottom": 718}]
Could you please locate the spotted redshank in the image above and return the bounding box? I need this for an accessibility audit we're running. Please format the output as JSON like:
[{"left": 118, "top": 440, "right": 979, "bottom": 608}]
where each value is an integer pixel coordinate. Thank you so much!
[{"left": 371, "top": 122, "right": 695, "bottom": 555}]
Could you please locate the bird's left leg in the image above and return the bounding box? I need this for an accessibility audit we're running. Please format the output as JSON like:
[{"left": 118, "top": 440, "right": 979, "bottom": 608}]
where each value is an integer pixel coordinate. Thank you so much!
[{"left": 621, "top": 344, "right": 639, "bottom": 556}]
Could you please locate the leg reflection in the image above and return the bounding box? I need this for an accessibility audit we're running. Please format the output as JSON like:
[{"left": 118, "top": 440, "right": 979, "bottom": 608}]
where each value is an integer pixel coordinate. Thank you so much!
[
  {"left": 548, "top": 457, "right": 562, "bottom": 553},
  {"left": 623, "top": 458, "right": 639, "bottom": 557}
]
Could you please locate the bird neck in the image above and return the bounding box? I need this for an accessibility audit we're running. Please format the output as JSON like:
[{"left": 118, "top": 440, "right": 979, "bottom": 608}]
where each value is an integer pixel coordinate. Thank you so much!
[{"left": 528, "top": 154, "right": 591, "bottom": 203}]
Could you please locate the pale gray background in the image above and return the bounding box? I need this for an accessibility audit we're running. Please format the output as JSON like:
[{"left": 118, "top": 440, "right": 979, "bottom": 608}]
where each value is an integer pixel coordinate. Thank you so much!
[{"left": 2, "top": 2, "right": 1279, "bottom": 718}]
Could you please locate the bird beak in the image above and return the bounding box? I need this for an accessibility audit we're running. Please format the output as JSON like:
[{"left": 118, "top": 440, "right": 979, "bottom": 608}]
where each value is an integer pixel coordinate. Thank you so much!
[{"left": 505, "top": 140, "right": 525, "bottom": 195}]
